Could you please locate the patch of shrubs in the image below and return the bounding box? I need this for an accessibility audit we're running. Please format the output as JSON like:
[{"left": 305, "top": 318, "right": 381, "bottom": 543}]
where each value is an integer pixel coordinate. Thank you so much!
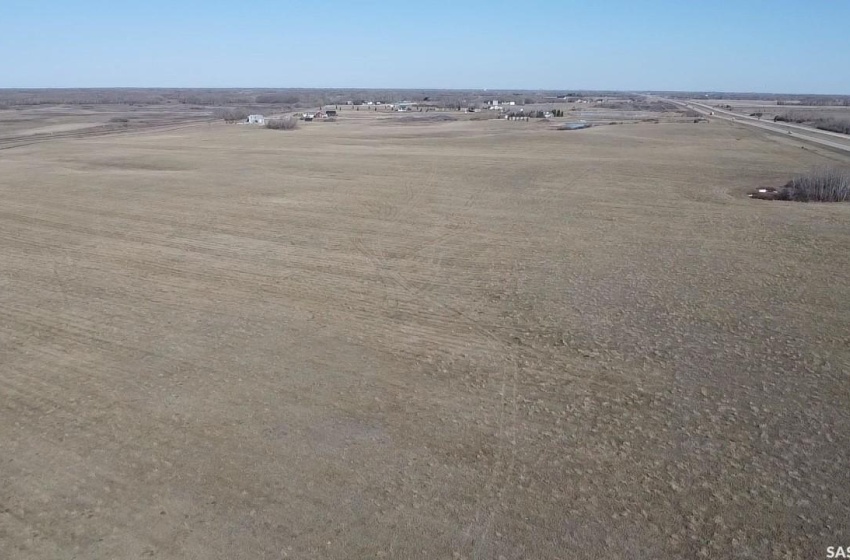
[
  {"left": 813, "top": 118, "right": 850, "bottom": 135},
  {"left": 774, "top": 113, "right": 806, "bottom": 123},
  {"left": 780, "top": 168, "right": 850, "bottom": 202},
  {"left": 255, "top": 94, "right": 300, "bottom": 104},
  {"left": 265, "top": 117, "right": 298, "bottom": 130},
  {"left": 774, "top": 113, "right": 850, "bottom": 134},
  {"left": 216, "top": 108, "right": 251, "bottom": 123},
  {"left": 754, "top": 168, "right": 850, "bottom": 202}
]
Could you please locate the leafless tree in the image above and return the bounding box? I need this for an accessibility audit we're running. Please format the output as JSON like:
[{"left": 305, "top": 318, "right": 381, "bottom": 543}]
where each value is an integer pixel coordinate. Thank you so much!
[{"left": 265, "top": 117, "right": 299, "bottom": 130}]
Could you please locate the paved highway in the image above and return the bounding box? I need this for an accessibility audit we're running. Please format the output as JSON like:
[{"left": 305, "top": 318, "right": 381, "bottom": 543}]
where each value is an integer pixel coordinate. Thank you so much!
[
  {"left": 688, "top": 101, "right": 850, "bottom": 141},
  {"left": 667, "top": 99, "right": 850, "bottom": 154}
]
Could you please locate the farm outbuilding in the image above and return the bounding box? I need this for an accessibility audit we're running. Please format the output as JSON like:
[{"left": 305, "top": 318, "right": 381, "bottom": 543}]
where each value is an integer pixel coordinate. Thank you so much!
[{"left": 247, "top": 114, "right": 265, "bottom": 125}]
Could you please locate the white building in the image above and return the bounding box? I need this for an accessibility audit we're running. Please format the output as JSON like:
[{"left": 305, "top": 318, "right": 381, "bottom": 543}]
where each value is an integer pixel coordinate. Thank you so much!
[{"left": 247, "top": 114, "right": 265, "bottom": 124}]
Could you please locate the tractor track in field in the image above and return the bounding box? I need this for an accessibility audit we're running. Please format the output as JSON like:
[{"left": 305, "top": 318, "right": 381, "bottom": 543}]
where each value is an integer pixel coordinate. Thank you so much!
[{"left": 0, "top": 117, "right": 215, "bottom": 151}]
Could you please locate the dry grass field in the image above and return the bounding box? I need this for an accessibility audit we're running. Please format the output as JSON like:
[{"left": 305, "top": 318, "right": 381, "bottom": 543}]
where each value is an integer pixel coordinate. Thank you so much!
[
  {"left": 2, "top": 114, "right": 850, "bottom": 559},
  {"left": 0, "top": 104, "right": 212, "bottom": 150}
]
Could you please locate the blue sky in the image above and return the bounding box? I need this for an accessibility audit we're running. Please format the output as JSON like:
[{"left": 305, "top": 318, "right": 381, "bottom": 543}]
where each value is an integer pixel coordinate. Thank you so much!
[{"left": 2, "top": 0, "right": 848, "bottom": 93}]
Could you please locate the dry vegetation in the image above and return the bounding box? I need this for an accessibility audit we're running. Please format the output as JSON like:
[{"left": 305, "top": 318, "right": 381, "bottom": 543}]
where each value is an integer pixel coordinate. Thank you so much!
[
  {"left": 775, "top": 112, "right": 850, "bottom": 134},
  {"left": 214, "top": 108, "right": 251, "bottom": 123},
  {"left": 668, "top": 92, "right": 850, "bottom": 106},
  {"left": 0, "top": 88, "right": 539, "bottom": 110},
  {"left": 394, "top": 113, "right": 458, "bottom": 123},
  {"left": 780, "top": 167, "right": 850, "bottom": 202},
  {"left": 1, "top": 106, "right": 850, "bottom": 559},
  {"left": 264, "top": 116, "right": 299, "bottom": 130},
  {"left": 814, "top": 118, "right": 850, "bottom": 134}
]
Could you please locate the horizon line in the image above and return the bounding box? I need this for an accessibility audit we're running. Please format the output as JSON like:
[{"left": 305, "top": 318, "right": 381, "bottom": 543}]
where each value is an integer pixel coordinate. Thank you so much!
[{"left": 1, "top": 86, "right": 849, "bottom": 97}]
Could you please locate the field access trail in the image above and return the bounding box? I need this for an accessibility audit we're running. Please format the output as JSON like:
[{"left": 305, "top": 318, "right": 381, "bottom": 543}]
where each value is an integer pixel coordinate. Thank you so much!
[{"left": 2, "top": 116, "right": 850, "bottom": 559}]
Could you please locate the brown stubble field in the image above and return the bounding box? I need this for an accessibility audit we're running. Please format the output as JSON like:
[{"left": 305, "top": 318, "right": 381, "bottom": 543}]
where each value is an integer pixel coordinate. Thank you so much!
[{"left": 2, "top": 114, "right": 850, "bottom": 559}]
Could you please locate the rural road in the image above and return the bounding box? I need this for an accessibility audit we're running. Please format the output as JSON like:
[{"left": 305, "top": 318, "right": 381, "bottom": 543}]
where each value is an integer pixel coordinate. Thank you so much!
[{"left": 667, "top": 99, "right": 850, "bottom": 154}]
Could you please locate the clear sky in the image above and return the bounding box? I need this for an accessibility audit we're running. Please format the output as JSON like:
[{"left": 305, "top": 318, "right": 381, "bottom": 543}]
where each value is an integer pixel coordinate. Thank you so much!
[{"left": 2, "top": 0, "right": 848, "bottom": 93}]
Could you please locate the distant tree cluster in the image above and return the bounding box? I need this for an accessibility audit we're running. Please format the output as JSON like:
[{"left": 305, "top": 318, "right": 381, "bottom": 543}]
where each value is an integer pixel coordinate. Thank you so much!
[
  {"left": 774, "top": 113, "right": 806, "bottom": 123},
  {"left": 0, "top": 90, "right": 169, "bottom": 105},
  {"left": 774, "top": 113, "right": 850, "bottom": 134},
  {"left": 216, "top": 108, "right": 251, "bottom": 123},
  {"left": 813, "top": 118, "right": 850, "bottom": 135},
  {"left": 265, "top": 117, "right": 298, "bottom": 130},
  {"left": 777, "top": 168, "right": 850, "bottom": 202},
  {"left": 178, "top": 94, "right": 246, "bottom": 105},
  {"left": 255, "top": 94, "right": 300, "bottom": 104},
  {"left": 778, "top": 98, "right": 850, "bottom": 106}
]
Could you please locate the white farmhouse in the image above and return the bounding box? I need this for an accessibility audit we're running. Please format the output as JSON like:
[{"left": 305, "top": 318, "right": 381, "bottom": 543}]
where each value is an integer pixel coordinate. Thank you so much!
[{"left": 247, "top": 114, "right": 265, "bottom": 124}]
